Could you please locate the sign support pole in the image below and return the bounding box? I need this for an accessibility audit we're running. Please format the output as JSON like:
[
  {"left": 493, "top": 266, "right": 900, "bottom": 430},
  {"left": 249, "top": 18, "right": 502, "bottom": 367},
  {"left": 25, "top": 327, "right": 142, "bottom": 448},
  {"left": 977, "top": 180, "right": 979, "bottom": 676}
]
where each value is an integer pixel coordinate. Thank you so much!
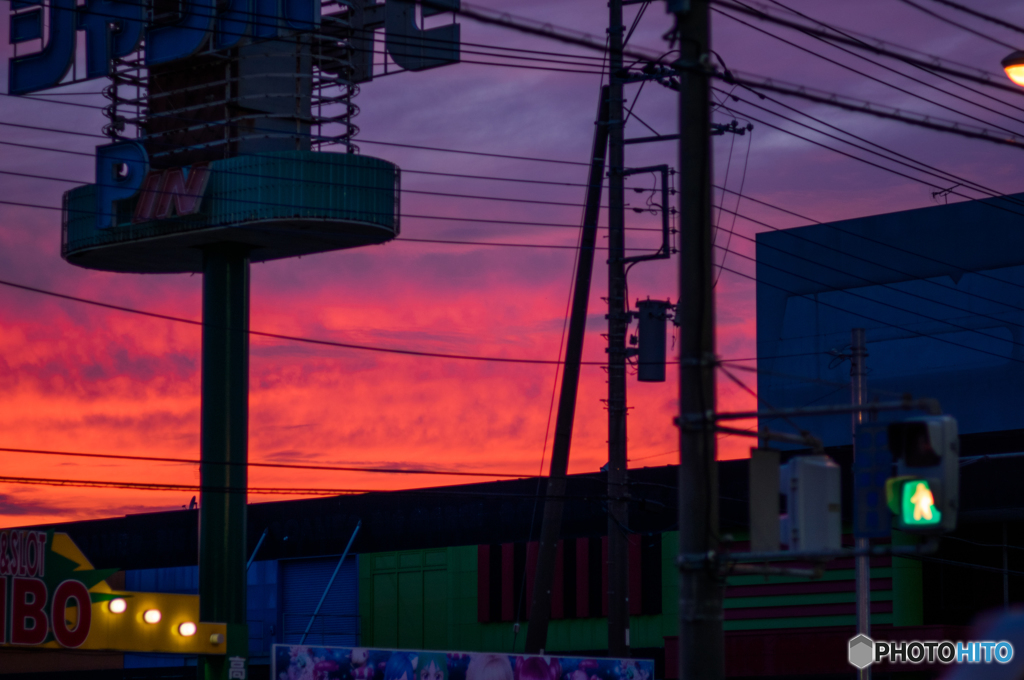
[{"left": 199, "top": 244, "right": 250, "bottom": 680}]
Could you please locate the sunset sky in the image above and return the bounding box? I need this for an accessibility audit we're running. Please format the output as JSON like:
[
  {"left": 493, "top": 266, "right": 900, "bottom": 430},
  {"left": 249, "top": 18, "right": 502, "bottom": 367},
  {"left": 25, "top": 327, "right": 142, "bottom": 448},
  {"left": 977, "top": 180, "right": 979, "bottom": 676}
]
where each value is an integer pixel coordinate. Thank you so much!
[{"left": 1, "top": 0, "right": 1023, "bottom": 526}]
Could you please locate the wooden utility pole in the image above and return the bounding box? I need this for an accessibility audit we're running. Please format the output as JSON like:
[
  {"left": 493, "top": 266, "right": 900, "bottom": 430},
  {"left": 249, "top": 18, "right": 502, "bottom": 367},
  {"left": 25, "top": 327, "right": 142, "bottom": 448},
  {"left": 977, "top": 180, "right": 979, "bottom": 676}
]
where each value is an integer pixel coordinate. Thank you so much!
[
  {"left": 674, "top": 1, "right": 723, "bottom": 678},
  {"left": 607, "top": 0, "right": 631, "bottom": 658},
  {"left": 524, "top": 86, "right": 610, "bottom": 653}
]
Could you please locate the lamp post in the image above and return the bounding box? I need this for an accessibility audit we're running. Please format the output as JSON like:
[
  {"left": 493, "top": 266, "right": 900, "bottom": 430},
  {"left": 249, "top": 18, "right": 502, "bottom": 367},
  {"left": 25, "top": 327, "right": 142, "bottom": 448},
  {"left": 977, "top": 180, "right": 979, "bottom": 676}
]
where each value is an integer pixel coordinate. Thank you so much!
[{"left": 1001, "top": 51, "right": 1024, "bottom": 86}]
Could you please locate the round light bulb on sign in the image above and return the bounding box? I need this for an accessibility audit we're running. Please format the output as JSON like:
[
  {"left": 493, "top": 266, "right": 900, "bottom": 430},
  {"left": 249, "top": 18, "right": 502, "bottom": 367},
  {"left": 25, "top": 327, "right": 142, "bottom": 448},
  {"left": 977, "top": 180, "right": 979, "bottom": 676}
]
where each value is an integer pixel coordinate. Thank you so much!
[
  {"left": 108, "top": 598, "right": 127, "bottom": 614},
  {"left": 1002, "top": 51, "right": 1024, "bottom": 86},
  {"left": 178, "top": 622, "right": 197, "bottom": 637},
  {"left": 143, "top": 609, "right": 162, "bottom": 624}
]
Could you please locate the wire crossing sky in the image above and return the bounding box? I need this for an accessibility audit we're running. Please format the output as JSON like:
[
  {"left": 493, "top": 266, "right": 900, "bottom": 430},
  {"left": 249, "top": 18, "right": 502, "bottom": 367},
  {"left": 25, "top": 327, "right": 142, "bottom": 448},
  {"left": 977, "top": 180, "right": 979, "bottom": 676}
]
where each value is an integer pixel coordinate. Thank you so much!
[{"left": 1, "top": 0, "right": 1024, "bottom": 525}]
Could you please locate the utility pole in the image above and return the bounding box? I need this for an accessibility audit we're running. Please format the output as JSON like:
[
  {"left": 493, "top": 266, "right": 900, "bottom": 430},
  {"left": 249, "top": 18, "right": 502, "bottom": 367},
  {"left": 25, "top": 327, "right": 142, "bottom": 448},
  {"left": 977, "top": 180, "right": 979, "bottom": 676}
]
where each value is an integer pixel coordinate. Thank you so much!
[
  {"left": 851, "top": 328, "right": 870, "bottom": 680},
  {"left": 607, "top": 0, "right": 631, "bottom": 659},
  {"left": 524, "top": 86, "right": 610, "bottom": 654},
  {"left": 674, "top": 2, "right": 723, "bottom": 679}
]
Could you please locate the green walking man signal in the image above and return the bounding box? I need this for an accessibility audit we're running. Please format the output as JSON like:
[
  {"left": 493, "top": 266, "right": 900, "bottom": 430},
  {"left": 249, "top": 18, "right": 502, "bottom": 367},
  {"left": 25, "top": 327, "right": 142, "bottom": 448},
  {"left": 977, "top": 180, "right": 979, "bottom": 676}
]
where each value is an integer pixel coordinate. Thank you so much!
[
  {"left": 886, "top": 416, "right": 959, "bottom": 533},
  {"left": 887, "top": 477, "right": 942, "bottom": 529}
]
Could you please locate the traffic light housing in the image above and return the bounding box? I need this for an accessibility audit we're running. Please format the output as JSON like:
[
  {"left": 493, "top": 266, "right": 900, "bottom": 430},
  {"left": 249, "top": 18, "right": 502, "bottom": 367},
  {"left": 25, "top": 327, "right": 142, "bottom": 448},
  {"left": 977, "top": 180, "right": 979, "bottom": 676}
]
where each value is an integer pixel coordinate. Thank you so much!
[
  {"left": 886, "top": 416, "right": 959, "bottom": 533},
  {"left": 779, "top": 455, "right": 842, "bottom": 551}
]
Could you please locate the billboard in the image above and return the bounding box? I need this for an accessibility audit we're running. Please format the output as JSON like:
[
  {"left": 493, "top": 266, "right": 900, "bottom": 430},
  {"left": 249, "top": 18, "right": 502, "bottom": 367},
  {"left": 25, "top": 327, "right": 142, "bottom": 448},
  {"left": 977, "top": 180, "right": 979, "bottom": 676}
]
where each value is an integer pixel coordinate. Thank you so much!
[
  {"left": 0, "top": 529, "right": 227, "bottom": 653},
  {"left": 272, "top": 646, "right": 655, "bottom": 680}
]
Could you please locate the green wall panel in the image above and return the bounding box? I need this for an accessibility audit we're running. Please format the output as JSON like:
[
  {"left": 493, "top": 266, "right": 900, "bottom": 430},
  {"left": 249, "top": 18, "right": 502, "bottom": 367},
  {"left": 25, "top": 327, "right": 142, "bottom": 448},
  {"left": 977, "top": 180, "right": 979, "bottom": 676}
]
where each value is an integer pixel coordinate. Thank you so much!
[
  {"left": 399, "top": 572, "right": 425, "bottom": 648},
  {"left": 373, "top": 573, "right": 398, "bottom": 647},
  {"left": 359, "top": 538, "right": 681, "bottom": 654},
  {"left": 357, "top": 530, "right": 900, "bottom": 653}
]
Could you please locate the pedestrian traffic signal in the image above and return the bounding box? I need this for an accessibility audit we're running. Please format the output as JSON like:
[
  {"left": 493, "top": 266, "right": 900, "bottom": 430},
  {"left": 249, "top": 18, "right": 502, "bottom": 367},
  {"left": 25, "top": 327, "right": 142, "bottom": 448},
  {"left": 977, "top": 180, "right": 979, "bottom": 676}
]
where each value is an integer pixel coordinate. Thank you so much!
[
  {"left": 886, "top": 476, "right": 942, "bottom": 530},
  {"left": 886, "top": 416, "right": 959, "bottom": 533}
]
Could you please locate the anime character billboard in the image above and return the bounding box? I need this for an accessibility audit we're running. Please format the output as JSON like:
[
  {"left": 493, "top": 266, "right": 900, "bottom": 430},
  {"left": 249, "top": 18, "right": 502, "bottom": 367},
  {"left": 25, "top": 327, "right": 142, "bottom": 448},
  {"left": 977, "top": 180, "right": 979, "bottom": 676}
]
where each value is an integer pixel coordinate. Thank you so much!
[{"left": 272, "top": 646, "right": 655, "bottom": 680}]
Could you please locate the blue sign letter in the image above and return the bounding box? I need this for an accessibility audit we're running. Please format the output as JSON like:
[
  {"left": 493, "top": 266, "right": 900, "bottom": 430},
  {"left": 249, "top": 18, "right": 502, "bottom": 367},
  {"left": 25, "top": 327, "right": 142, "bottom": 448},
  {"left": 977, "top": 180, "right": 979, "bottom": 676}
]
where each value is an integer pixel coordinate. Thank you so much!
[
  {"left": 385, "top": 0, "right": 459, "bottom": 72},
  {"left": 146, "top": 0, "right": 216, "bottom": 65},
  {"left": 78, "top": 0, "right": 145, "bottom": 78},
  {"left": 95, "top": 142, "right": 149, "bottom": 231},
  {"left": 8, "top": 0, "right": 76, "bottom": 94}
]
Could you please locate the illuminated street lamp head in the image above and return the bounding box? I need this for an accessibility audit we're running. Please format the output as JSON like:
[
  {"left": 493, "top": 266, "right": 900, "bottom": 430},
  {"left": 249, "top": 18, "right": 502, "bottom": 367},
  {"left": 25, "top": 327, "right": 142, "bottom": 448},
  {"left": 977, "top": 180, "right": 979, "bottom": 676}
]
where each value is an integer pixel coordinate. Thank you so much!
[{"left": 1002, "top": 51, "right": 1024, "bottom": 86}]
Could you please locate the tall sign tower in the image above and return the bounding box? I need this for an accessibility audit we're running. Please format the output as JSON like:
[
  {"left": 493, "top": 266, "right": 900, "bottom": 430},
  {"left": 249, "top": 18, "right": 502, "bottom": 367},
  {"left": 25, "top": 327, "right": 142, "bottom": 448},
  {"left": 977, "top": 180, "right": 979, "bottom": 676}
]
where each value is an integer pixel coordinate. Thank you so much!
[{"left": 7, "top": 0, "right": 459, "bottom": 676}]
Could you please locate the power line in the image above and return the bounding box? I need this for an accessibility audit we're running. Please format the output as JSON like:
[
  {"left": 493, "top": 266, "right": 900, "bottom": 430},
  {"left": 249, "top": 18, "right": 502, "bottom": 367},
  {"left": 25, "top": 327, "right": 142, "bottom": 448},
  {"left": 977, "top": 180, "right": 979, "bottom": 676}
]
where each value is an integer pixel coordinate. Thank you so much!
[
  {"left": 924, "top": 0, "right": 1024, "bottom": 37},
  {"left": 716, "top": 72, "right": 1024, "bottom": 149},
  {"left": 0, "top": 473, "right": 621, "bottom": 501},
  {"left": 761, "top": 0, "right": 1024, "bottom": 123},
  {"left": 0, "top": 445, "right": 536, "bottom": 479},
  {"left": 714, "top": 5, "right": 1024, "bottom": 135},
  {"left": 721, "top": 86, "right": 1024, "bottom": 210},
  {"left": 721, "top": 218, "right": 1024, "bottom": 352},
  {"left": 0, "top": 87, "right": 598, "bottom": 168},
  {"left": 0, "top": 117, "right": 599, "bottom": 191},
  {"left": 712, "top": 0, "right": 1024, "bottom": 97},
  {"left": 715, "top": 185, "right": 1024, "bottom": 299},
  {"left": 712, "top": 94, "right": 1024, "bottom": 308},
  {"left": 0, "top": 189, "right": 676, "bottom": 251},
  {"left": 0, "top": 274, "right": 633, "bottom": 366},
  {"left": 894, "top": 0, "right": 1019, "bottom": 51},
  {"left": 739, "top": 0, "right": 1001, "bottom": 79},
  {"left": 716, "top": 243, "right": 1024, "bottom": 366}
]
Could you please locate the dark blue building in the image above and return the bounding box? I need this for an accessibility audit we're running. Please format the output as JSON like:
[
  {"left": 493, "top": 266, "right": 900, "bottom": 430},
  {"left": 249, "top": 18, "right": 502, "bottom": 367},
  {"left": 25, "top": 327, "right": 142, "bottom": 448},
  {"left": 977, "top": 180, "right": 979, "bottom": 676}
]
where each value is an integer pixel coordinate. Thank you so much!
[{"left": 757, "top": 192, "right": 1024, "bottom": 446}]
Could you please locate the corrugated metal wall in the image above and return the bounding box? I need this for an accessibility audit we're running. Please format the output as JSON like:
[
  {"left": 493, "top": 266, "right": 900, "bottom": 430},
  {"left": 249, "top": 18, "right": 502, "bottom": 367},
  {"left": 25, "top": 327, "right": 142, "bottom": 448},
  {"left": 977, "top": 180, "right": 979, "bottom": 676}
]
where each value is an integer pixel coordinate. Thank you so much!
[
  {"left": 281, "top": 555, "right": 359, "bottom": 646},
  {"left": 248, "top": 559, "right": 279, "bottom": 660}
]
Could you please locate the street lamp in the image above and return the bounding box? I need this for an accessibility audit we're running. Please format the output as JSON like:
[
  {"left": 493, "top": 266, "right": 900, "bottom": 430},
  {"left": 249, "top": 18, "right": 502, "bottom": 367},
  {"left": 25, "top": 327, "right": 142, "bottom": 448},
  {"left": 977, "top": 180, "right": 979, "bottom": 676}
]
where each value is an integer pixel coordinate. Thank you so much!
[{"left": 1002, "top": 51, "right": 1024, "bottom": 86}]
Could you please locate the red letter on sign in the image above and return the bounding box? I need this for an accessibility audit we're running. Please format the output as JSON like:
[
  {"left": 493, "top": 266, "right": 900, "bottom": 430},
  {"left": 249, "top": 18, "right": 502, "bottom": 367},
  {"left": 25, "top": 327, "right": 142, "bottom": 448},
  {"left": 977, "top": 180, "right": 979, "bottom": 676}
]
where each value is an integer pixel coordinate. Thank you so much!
[
  {"left": 11, "top": 577, "right": 48, "bottom": 645},
  {"left": 52, "top": 580, "right": 91, "bottom": 648},
  {"left": 154, "top": 164, "right": 211, "bottom": 219},
  {"left": 132, "top": 171, "right": 164, "bottom": 224}
]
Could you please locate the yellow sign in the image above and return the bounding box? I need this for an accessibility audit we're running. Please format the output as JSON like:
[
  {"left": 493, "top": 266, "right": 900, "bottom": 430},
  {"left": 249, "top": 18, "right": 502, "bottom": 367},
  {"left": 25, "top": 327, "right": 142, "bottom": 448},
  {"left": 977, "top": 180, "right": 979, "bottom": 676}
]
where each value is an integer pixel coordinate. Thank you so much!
[{"left": 0, "top": 529, "right": 226, "bottom": 654}]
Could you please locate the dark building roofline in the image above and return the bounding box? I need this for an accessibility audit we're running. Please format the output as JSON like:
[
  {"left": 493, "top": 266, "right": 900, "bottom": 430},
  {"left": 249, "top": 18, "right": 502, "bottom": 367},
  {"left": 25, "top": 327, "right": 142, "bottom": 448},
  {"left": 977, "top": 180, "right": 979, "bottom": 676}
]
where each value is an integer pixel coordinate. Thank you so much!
[{"left": 16, "top": 428, "right": 1024, "bottom": 572}]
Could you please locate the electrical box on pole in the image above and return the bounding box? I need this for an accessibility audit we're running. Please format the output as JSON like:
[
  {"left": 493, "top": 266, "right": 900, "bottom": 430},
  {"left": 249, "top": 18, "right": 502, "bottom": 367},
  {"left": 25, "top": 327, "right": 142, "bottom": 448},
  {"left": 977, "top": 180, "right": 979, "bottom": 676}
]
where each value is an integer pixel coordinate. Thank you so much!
[
  {"left": 779, "top": 455, "right": 842, "bottom": 551},
  {"left": 636, "top": 298, "right": 673, "bottom": 382},
  {"left": 886, "top": 416, "right": 959, "bottom": 533},
  {"left": 748, "top": 448, "right": 780, "bottom": 552}
]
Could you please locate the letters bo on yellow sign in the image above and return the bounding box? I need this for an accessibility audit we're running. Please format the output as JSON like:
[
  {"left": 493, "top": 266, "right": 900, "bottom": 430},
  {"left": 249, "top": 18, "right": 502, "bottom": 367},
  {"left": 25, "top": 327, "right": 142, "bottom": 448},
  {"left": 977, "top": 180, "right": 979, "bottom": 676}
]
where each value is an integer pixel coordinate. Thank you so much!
[{"left": 0, "top": 530, "right": 226, "bottom": 654}]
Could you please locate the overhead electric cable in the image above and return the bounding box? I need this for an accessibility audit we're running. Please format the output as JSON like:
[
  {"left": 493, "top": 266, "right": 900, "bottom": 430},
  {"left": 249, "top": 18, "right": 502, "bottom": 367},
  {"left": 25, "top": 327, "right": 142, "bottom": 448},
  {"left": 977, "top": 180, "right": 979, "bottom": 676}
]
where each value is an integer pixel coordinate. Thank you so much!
[
  {"left": 718, "top": 184, "right": 1024, "bottom": 304},
  {"left": 0, "top": 274, "right": 634, "bottom": 366},
  {"left": 0, "top": 445, "right": 536, "bottom": 478},
  {"left": 714, "top": 5, "right": 1024, "bottom": 134},
  {"left": 719, "top": 212, "right": 1024, "bottom": 343},
  {"left": 893, "top": 0, "right": 1019, "bottom": 51},
  {"left": 0, "top": 474, "right": 620, "bottom": 501},
  {"left": 715, "top": 243, "right": 1024, "bottom": 365},
  {"left": 760, "top": 0, "right": 1024, "bottom": 122},
  {"left": 715, "top": 73, "right": 1024, "bottom": 149},
  {"left": 711, "top": 0, "right": 1024, "bottom": 96},
  {"left": 716, "top": 89, "right": 1020, "bottom": 209}
]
